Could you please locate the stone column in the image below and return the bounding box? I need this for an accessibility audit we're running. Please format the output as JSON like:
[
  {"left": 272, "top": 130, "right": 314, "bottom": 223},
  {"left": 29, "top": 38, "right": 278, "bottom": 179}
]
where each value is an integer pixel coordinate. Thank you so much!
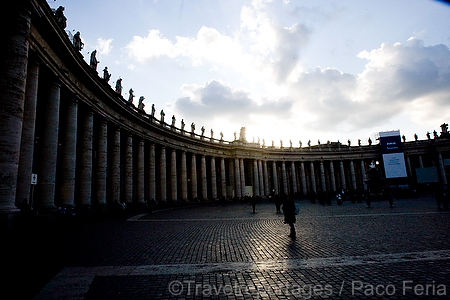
[
  {"left": 0, "top": 7, "right": 31, "bottom": 211},
  {"left": 220, "top": 158, "right": 226, "bottom": 198},
  {"left": 329, "top": 161, "right": 336, "bottom": 192},
  {"left": 149, "top": 143, "right": 156, "bottom": 202},
  {"left": 320, "top": 161, "right": 326, "bottom": 192},
  {"left": 111, "top": 128, "right": 121, "bottom": 203},
  {"left": 16, "top": 58, "right": 39, "bottom": 208},
  {"left": 136, "top": 139, "right": 145, "bottom": 204},
  {"left": 180, "top": 151, "right": 188, "bottom": 201},
  {"left": 405, "top": 155, "right": 413, "bottom": 188},
  {"left": 160, "top": 146, "right": 167, "bottom": 202},
  {"left": 418, "top": 155, "right": 424, "bottom": 168},
  {"left": 78, "top": 110, "right": 94, "bottom": 207},
  {"left": 235, "top": 158, "right": 241, "bottom": 198},
  {"left": 240, "top": 158, "right": 245, "bottom": 196},
  {"left": 291, "top": 162, "right": 298, "bottom": 194},
  {"left": 35, "top": 80, "right": 61, "bottom": 209},
  {"left": 310, "top": 162, "right": 317, "bottom": 193},
  {"left": 253, "top": 160, "right": 260, "bottom": 196},
  {"left": 438, "top": 152, "right": 447, "bottom": 185},
  {"left": 170, "top": 149, "right": 177, "bottom": 201},
  {"left": 350, "top": 160, "right": 357, "bottom": 190},
  {"left": 272, "top": 161, "right": 279, "bottom": 195},
  {"left": 124, "top": 133, "right": 133, "bottom": 204},
  {"left": 340, "top": 161, "right": 347, "bottom": 190},
  {"left": 300, "top": 162, "right": 307, "bottom": 195},
  {"left": 95, "top": 120, "right": 107, "bottom": 206},
  {"left": 201, "top": 155, "right": 207, "bottom": 200},
  {"left": 58, "top": 96, "right": 78, "bottom": 208},
  {"left": 210, "top": 157, "right": 217, "bottom": 199},
  {"left": 360, "top": 160, "right": 367, "bottom": 190},
  {"left": 263, "top": 161, "right": 270, "bottom": 196},
  {"left": 281, "top": 161, "right": 288, "bottom": 194},
  {"left": 258, "top": 160, "right": 264, "bottom": 196},
  {"left": 191, "top": 153, "right": 198, "bottom": 200}
]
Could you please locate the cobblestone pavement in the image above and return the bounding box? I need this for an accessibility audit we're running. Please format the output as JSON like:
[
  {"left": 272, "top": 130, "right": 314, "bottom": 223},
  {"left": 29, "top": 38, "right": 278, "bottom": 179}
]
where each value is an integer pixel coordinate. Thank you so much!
[{"left": 24, "top": 197, "right": 450, "bottom": 298}]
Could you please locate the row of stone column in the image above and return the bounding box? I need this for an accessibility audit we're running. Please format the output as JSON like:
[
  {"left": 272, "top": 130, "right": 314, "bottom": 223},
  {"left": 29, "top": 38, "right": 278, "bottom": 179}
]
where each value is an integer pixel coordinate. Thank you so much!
[{"left": 242, "top": 159, "right": 370, "bottom": 198}]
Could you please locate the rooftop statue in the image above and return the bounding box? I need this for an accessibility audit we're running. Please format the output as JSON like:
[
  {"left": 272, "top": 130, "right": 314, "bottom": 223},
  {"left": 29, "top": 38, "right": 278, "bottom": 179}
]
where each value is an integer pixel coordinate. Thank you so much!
[
  {"left": 234, "top": 131, "right": 237, "bottom": 140},
  {"left": 368, "top": 137, "right": 372, "bottom": 145},
  {"left": 280, "top": 140, "right": 283, "bottom": 148},
  {"left": 308, "top": 140, "right": 311, "bottom": 147},
  {"left": 171, "top": 115, "right": 176, "bottom": 127},
  {"left": 348, "top": 139, "right": 351, "bottom": 147},
  {"left": 358, "top": 139, "right": 361, "bottom": 146},
  {"left": 151, "top": 104, "right": 155, "bottom": 117},
  {"left": 441, "top": 123, "right": 449, "bottom": 134},
  {"left": 128, "top": 88, "right": 134, "bottom": 103},
  {"left": 103, "top": 67, "right": 111, "bottom": 82},
  {"left": 414, "top": 133, "right": 418, "bottom": 141},
  {"left": 239, "top": 127, "right": 247, "bottom": 142},
  {"left": 220, "top": 132, "right": 223, "bottom": 140},
  {"left": 299, "top": 140, "right": 302, "bottom": 148},
  {"left": 402, "top": 135, "right": 406, "bottom": 142},
  {"left": 138, "top": 96, "right": 145, "bottom": 110},
  {"left": 290, "top": 139, "right": 293, "bottom": 148},
  {"left": 115, "top": 78, "right": 122, "bottom": 95},
  {"left": 90, "top": 50, "right": 99, "bottom": 71},
  {"left": 211, "top": 129, "right": 214, "bottom": 139},
  {"left": 201, "top": 126, "right": 205, "bottom": 136},
  {"left": 73, "top": 31, "right": 84, "bottom": 51},
  {"left": 54, "top": 6, "right": 67, "bottom": 29},
  {"left": 272, "top": 140, "right": 274, "bottom": 147},
  {"left": 426, "top": 131, "right": 431, "bottom": 140},
  {"left": 181, "top": 119, "right": 185, "bottom": 131},
  {"left": 433, "top": 130, "right": 438, "bottom": 138},
  {"left": 160, "top": 110, "right": 165, "bottom": 123},
  {"left": 262, "top": 139, "right": 265, "bottom": 147}
]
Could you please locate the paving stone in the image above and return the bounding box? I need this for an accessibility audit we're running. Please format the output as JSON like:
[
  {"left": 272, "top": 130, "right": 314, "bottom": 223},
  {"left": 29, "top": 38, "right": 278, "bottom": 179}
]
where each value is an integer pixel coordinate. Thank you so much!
[{"left": 17, "top": 197, "right": 450, "bottom": 298}]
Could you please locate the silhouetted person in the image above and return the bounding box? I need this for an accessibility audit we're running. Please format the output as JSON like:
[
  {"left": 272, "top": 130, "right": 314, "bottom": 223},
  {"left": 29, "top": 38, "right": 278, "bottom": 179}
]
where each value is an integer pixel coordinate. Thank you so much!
[
  {"left": 282, "top": 194, "right": 296, "bottom": 238},
  {"left": 384, "top": 187, "right": 395, "bottom": 208},
  {"left": 274, "top": 194, "right": 282, "bottom": 213},
  {"left": 436, "top": 185, "right": 449, "bottom": 210},
  {"left": 250, "top": 196, "right": 258, "bottom": 213}
]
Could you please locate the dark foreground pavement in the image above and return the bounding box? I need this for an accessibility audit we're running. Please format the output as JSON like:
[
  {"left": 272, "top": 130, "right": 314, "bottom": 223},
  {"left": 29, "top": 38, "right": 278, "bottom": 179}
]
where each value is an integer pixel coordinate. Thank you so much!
[{"left": 3, "top": 196, "right": 450, "bottom": 299}]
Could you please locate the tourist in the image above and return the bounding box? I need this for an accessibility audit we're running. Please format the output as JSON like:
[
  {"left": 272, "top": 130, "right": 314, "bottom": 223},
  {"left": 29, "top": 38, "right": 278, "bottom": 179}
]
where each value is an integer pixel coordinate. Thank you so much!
[{"left": 282, "top": 194, "right": 296, "bottom": 238}]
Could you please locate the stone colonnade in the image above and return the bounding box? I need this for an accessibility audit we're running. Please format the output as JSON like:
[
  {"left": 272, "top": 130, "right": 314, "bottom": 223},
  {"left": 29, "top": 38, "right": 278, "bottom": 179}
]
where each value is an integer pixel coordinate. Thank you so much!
[{"left": 1, "top": 1, "right": 449, "bottom": 213}]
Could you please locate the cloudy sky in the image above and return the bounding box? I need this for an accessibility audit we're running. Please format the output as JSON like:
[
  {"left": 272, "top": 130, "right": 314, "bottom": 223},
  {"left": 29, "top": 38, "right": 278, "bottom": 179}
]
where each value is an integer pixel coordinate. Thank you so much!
[{"left": 48, "top": 0, "right": 450, "bottom": 146}]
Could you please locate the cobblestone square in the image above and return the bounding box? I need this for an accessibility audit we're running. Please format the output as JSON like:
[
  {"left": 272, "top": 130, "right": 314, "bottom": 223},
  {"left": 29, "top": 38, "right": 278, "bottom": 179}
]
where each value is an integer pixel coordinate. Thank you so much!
[{"left": 23, "top": 196, "right": 450, "bottom": 299}]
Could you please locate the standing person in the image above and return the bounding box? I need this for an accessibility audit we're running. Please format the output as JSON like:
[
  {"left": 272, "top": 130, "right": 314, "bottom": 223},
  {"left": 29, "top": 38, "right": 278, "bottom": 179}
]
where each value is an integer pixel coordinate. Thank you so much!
[
  {"left": 282, "top": 194, "right": 296, "bottom": 238},
  {"left": 250, "top": 196, "right": 257, "bottom": 213},
  {"left": 274, "top": 194, "right": 282, "bottom": 213}
]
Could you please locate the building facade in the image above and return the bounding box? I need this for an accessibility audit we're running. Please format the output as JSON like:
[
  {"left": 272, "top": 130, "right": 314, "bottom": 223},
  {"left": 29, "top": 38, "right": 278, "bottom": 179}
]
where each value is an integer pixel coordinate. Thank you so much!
[{"left": 1, "top": 0, "right": 450, "bottom": 213}]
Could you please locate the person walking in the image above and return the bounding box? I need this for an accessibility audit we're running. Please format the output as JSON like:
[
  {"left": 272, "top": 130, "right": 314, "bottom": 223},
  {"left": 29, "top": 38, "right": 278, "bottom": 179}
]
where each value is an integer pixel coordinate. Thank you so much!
[{"left": 282, "top": 194, "right": 296, "bottom": 238}]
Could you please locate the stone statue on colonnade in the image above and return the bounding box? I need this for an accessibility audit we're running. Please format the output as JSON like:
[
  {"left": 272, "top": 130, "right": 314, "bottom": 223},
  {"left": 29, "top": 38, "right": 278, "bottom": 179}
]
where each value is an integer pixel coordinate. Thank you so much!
[
  {"left": 115, "top": 78, "right": 122, "bottom": 95},
  {"left": 73, "top": 31, "right": 84, "bottom": 51},
  {"left": 103, "top": 67, "right": 111, "bottom": 82},
  {"left": 239, "top": 127, "right": 247, "bottom": 142},
  {"left": 54, "top": 6, "right": 67, "bottom": 29},
  {"left": 160, "top": 110, "right": 165, "bottom": 124},
  {"left": 128, "top": 88, "right": 134, "bottom": 103},
  {"left": 138, "top": 96, "right": 145, "bottom": 110},
  {"left": 90, "top": 50, "right": 99, "bottom": 71}
]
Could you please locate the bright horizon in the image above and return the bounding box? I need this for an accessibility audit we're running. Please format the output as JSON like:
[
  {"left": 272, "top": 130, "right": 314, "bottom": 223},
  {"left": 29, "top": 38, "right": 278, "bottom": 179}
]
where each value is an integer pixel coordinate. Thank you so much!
[{"left": 48, "top": 0, "right": 450, "bottom": 146}]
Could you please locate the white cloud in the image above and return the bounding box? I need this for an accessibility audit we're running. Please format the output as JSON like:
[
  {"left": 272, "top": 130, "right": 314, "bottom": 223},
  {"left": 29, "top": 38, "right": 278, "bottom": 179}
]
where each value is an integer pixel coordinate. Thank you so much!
[
  {"left": 171, "top": 37, "right": 450, "bottom": 143},
  {"left": 97, "top": 38, "right": 113, "bottom": 55}
]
